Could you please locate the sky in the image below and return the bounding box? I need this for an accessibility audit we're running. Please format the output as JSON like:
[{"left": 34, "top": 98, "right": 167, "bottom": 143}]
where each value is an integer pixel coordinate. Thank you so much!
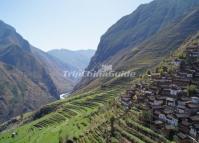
[{"left": 0, "top": 0, "right": 152, "bottom": 51}]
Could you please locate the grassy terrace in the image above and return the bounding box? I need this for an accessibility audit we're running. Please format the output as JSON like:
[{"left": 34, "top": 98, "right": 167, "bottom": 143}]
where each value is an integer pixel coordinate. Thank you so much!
[
  {"left": 0, "top": 78, "right": 170, "bottom": 143},
  {"left": 0, "top": 84, "right": 126, "bottom": 143},
  {"left": 112, "top": 107, "right": 170, "bottom": 143}
]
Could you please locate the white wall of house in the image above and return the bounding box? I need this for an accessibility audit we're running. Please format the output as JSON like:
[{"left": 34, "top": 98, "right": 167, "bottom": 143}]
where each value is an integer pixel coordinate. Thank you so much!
[
  {"left": 190, "top": 127, "right": 197, "bottom": 138},
  {"left": 177, "top": 108, "right": 185, "bottom": 114},
  {"left": 154, "top": 100, "right": 163, "bottom": 106},
  {"left": 159, "top": 114, "right": 167, "bottom": 121},
  {"left": 167, "top": 118, "right": 178, "bottom": 126},
  {"left": 192, "top": 97, "right": 199, "bottom": 104},
  {"left": 159, "top": 114, "right": 178, "bottom": 126},
  {"left": 170, "top": 89, "right": 178, "bottom": 96}
]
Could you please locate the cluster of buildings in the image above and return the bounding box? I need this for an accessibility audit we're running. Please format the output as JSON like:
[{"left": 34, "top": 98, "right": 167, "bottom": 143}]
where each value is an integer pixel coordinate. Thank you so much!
[{"left": 120, "top": 44, "right": 199, "bottom": 142}]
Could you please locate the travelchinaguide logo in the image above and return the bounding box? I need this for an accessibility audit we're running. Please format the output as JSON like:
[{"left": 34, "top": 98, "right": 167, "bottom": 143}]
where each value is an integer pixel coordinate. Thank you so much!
[{"left": 64, "top": 64, "right": 136, "bottom": 78}]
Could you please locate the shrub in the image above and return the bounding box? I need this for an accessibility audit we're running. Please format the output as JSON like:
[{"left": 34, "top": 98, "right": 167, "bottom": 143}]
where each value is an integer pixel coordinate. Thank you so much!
[
  {"left": 178, "top": 53, "right": 186, "bottom": 59},
  {"left": 147, "top": 70, "right": 151, "bottom": 75},
  {"left": 187, "top": 85, "right": 197, "bottom": 96},
  {"left": 140, "top": 111, "right": 152, "bottom": 122}
]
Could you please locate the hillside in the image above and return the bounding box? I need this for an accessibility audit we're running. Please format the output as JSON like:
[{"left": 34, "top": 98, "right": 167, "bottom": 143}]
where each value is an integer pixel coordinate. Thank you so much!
[
  {"left": 31, "top": 47, "right": 76, "bottom": 93},
  {"left": 48, "top": 49, "right": 95, "bottom": 71},
  {"left": 1, "top": 24, "right": 199, "bottom": 143},
  {"left": 1, "top": 0, "right": 199, "bottom": 143},
  {"left": 1, "top": 31, "right": 199, "bottom": 143},
  {"left": 0, "top": 62, "right": 53, "bottom": 123},
  {"left": 0, "top": 20, "right": 75, "bottom": 123},
  {"left": 75, "top": 0, "right": 199, "bottom": 92}
]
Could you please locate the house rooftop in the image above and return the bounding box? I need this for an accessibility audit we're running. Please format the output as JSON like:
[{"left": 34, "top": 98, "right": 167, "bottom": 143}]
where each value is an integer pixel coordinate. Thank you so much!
[
  {"left": 180, "top": 97, "right": 191, "bottom": 101},
  {"left": 187, "top": 103, "right": 199, "bottom": 109},
  {"left": 177, "top": 132, "right": 188, "bottom": 139},
  {"left": 181, "top": 120, "right": 191, "bottom": 126},
  {"left": 154, "top": 120, "right": 163, "bottom": 125},
  {"left": 167, "top": 114, "right": 177, "bottom": 119},
  {"left": 163, "top": 109, "right": 173, "bottom": 114},
  {"left": 190, "top": 115, "right": 199, "bottom": 122},
  {"left": 156, "top": 96, "right": 167, "bottom": 100},
  {"left": 176, "top": 114, "right": 190, "bottom": 119},
  {"left": 151, "top": 105, "right": 163, "bottom": 109},
  {"left": 154, "top": 110, "right": 162, "bottom": 115},
  {"left": 165, "top": 125, "right": 176, "bottom": 130},
  {"left": 166, "top": 97, "right": 175, "bottom": 101},
  {"left": 195, "top": 123, "right": 199, "bottom": 128}
]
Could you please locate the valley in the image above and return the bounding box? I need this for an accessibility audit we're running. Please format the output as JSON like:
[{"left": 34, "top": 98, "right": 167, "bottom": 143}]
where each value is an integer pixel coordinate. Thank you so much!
[
  {"left": 1, "top": 0, "right": 199, "bottom": 143},
  {"left": 1, "top": 32, "right": 198, "bottom": 142}
]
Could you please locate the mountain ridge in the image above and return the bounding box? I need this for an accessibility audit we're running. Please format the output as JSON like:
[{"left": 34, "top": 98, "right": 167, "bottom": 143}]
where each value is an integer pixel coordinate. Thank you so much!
[
  {"left": 75, "top": 0, "right": 199, "bottom": 92},
  {"left": 0, "top": 20, "right": 75, "bottom": 123},
  {"left": 48, "top": 49, "right": 95, "bottom": 71}
]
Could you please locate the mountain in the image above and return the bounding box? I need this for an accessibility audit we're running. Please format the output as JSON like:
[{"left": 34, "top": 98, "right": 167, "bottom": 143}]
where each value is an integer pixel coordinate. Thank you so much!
[
  {"left": 0, "top": 20, "right": 75, "bottom": 123},
  {"left": 48, "top": 49, "right": 95, "bottom": 71},
  {"left": 2, "top": 1, "right": 199, "bottom": 142},
  {"left": 75, "top": 0, "right": 199, "bottom": 91},
  {"left": 31, "top": 47, "right": 76, "bottom": 93},
  {"left": 1, "top": 29, "right": 199, "bottom": 143}
]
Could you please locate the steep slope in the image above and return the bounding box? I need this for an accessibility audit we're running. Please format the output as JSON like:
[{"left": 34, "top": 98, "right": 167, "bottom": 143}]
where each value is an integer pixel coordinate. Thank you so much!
[
  {"left": 31, "top": 47, "right": 76, "bottom": 93},
  {"left": 113, "top": 7, "right": 199, "bottom": 71},
  {"left": 2, "top": 30, "right": 198, "bottom": 143},
  {"left": 1, "top": 1, "right": 199, "bottom": 142},
  {"left": 48, "top": 49, "right": 95, "bottom": 71},
  {"left": 75, "top": 0, "right": 199, "bottom": 91},
  {"left": 0, "top": 62, "right": 53, "bottom": 123},
  {"left": 0, "top": 20, "right": 74, "bottom": 123},
  {"left": 1, "top": 22, "right": 199, "bottom": 143},
  {"left": 88, "top": 0, "right": 199, "bottom": 67}
]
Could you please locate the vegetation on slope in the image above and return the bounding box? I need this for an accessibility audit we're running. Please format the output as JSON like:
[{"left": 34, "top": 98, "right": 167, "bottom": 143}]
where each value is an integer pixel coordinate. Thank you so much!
[
  {"left": 75, "top": 0, "right": 199, "bottom": 92},
  {"left": 0, "top": 75, "right": 171, "bottom": 143}
]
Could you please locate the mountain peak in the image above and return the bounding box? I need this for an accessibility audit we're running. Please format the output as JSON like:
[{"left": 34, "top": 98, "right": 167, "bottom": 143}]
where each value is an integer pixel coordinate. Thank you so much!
[{"left": 0, "top": 20, "right": 16, "bottom": 32}]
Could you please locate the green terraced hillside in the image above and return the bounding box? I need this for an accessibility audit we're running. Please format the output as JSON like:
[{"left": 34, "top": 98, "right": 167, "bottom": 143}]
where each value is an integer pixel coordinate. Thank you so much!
[{"left": 0, "top": 79, "right": 170, "bottom": 143}]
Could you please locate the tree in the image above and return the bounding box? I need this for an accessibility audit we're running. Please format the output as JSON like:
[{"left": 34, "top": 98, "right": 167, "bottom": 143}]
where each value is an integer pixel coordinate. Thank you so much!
[
  {"left": 110, "top": 116, "right": 115, "bottom": 137},
  {"left": 66, "top": 140, "right": 73, "bottom": 143},
  {"left": 159, "top": 68, "right": 164, "bottom": 76},
  {"left": 187, "top": 85, "right": 197, "bottom": 96},
  {"left": 155, "top": 67, "right": 159, "bottom": 73},
  {"left": 168, "top": 67, "right": 173, "bottom": 75},
  {"left": 180, "top": 60, "right": 186, "bottom": 70},
  {"left": 178, "top": 53, "right": 186, "bottom": 59},
  {"left": 147, "top": 70, "right": 151, "bottom": 75},
  {"left": 141, "top": 111, "right": 152, "bottom": 127},
  {"left": 163, "top": 66, "right": 168, "bottom": 72}
]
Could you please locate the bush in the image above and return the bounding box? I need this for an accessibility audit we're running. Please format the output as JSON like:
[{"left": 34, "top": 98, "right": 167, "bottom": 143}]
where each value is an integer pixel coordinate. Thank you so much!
[
  {"left": 140, "top": 111, "right": 152, "bottom": 123},
  {"left": 187, "top": 85, "right": 197, "bottom": 96},
  {"left": 178, "top": 53, "right": 186, "bottom": 59},
  {"left": 147, "top": 70, "right": 151, "bottom": 75},
  {"left": 192, "top": 40, "right": 198, "bottom": 45}
]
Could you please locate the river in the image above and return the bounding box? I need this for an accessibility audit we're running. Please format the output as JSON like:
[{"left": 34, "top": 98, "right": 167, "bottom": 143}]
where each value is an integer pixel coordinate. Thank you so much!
[{"left": 60, "top": 93, "right": 70, "bottom": 100}]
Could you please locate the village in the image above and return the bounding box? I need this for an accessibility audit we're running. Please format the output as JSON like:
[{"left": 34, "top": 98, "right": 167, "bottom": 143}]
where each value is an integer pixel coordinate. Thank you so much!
[{"left": 120, "top": 43, "right": 199, "bottom": 143}]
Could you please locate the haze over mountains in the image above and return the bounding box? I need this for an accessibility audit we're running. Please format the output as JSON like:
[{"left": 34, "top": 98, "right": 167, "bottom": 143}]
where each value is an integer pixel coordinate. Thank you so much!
[{"left": 48, "top": 49, "right": 95, "bottom": 71}]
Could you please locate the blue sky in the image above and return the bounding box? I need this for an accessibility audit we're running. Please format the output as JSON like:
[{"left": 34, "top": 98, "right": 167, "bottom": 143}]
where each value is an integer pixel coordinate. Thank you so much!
[{"left": 0, "top": 0, "right": 152, "bottom": 51}]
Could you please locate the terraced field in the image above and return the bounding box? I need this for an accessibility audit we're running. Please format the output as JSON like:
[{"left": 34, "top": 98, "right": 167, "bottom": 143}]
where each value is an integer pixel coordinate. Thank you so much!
[
  {"left": 0, "top": 85, "right": 126, "bottom": 143},
  {"left": 0, "top": 82, "right": 170, "bottom": 143}
]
